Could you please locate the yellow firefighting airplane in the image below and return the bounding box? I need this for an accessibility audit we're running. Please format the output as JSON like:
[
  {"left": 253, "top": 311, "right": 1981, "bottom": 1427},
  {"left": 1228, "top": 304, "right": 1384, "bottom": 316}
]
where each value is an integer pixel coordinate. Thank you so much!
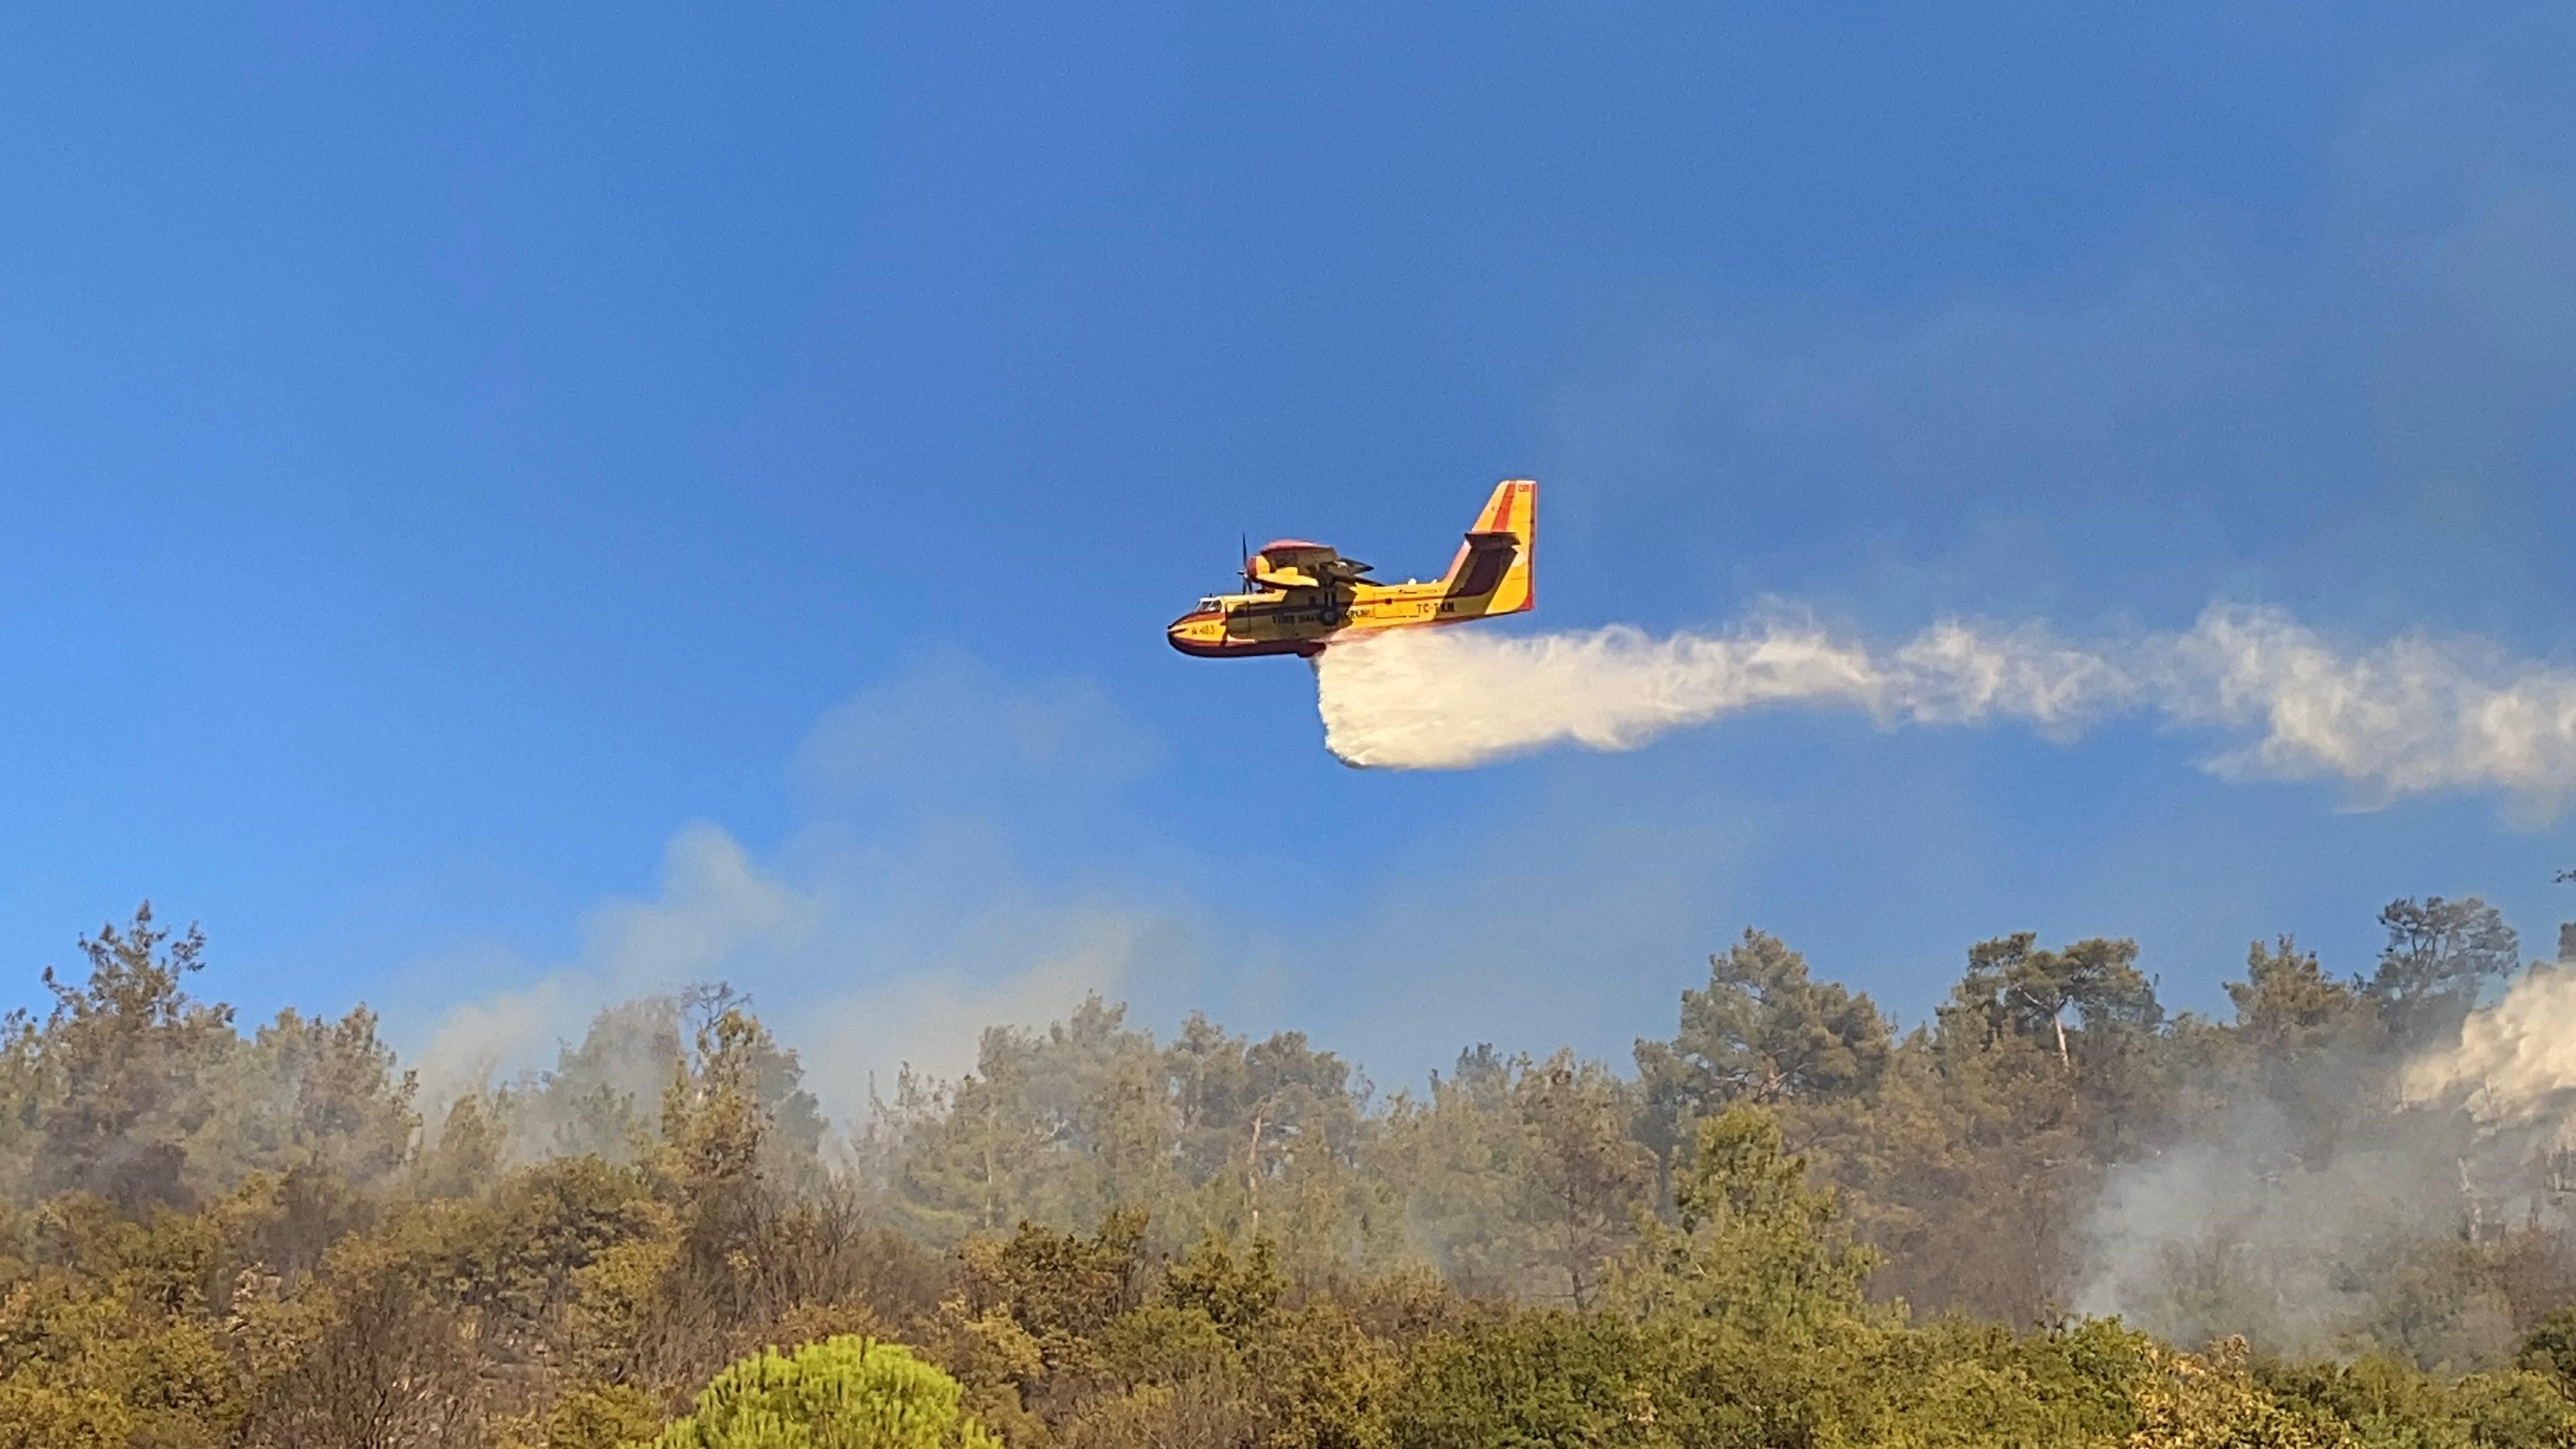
[{"left": 1167, "top": 479, "right": 1535, "bottom": 658}]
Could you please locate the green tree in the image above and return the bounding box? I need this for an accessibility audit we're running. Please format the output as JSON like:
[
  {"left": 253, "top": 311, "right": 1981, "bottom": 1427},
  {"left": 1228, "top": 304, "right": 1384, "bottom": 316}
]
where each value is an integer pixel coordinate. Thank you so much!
[
  {"left": 2225, "top": 937, "right": 2369, "bottom": 1051},
  {"left": 1513, "top": 1051, "right": 1654, "bottom": 1309},
  {"left": 1389, "top": 1310, "right": 1655, "bottom": 1449},
  {"left": 647, "top": 1335, "right": 1002, "bottom": 1449},
  {"left": 1634, "top": 932, "right": 1896, "bottom": 1237},
  {"left": 1931, "top": 931, "right": 2172, "bottom": 1169},
  {"left": 1635, "top": 930, "right": 1892, "bottom": 1116},
  {"left": 1778, "top": 1030, "right": 2049, "bottom": 1321},
  {"left": 1160, "top": 1016, "right": 1371, "bottom": 1256},
  {"left": 1162, "top": 1232, "right": 1286, "bottom": 1337},
  {"left": 2210, "top": 936, "right": 2387, "bottom": 1165},
  {"left": 2369, "top": 896, "right": 2520, "bottom": 1041},
  {"left": 1366, "top": 1045, "right": 1532, "bottom": 1295},
  {"left": 1613, "top": 1104, "right": 1879, "bottom": 1336},
  {"left": 509, "top": 995, "right": 687, "bottom": 1164},
  {"left": 948, "top": 1208, "right": 1149, "bottom": 1375},
  {"left": 23, "top": 905, "right": 239, "bottom": 1207},
  {"left": 880, "top": 997, "right": 1166, "bottom": 1242},
  {"left": 1798, "top": 935, "right": 2106, "bottom": 1325},
  {"left": 2127, "top": 1338, "right": 2353, "bottom": 1448},
  {"left": 192, "top": 1004, "right": 421, "bottom": 1193},
  {"left": 1940, "top": 932, "right": 2160, "bottom": 1069},
  {"left": 2521, "top": 1304, "right": 2576, "bottom": 1393},
  {"left": 1371, "top": 1046, "right": 1651, "bottom": 1303}
]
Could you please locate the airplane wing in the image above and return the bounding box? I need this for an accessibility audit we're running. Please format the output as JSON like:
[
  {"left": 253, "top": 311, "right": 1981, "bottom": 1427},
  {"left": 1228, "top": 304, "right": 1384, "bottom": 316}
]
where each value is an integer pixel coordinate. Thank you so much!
[{"left": 1250, "top": 539, "right": 1375, "bottom": 590}]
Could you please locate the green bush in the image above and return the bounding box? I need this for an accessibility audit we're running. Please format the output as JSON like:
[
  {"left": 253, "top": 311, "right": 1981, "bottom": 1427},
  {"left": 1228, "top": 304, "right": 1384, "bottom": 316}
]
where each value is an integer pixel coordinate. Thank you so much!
[
  {"left": 1389, "top": 1311, "right": 1656, "bottom": 1449},
  {"left": 645, "top": 1336, "right": 1001, "bottom": 1449}
]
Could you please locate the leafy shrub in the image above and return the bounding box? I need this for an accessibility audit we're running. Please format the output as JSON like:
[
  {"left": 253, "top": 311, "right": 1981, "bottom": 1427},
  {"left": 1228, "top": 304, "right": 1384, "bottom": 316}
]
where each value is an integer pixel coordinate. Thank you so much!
[{"left": 646, "top": 1335, "right": 1000, "bottom": 1449}]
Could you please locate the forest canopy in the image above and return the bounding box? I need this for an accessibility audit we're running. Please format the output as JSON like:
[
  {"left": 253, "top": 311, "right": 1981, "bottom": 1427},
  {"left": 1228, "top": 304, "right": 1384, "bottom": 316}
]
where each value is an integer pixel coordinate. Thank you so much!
[{"left": 2, "top": 896, "right": 2574, "bottom": 1446}]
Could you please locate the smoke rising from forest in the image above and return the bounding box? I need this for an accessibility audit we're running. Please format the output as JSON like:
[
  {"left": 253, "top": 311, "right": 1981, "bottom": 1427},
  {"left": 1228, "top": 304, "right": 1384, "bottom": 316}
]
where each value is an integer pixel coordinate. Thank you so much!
[
  {"left": 1315, "top": 603, "right": 2576, "bottom": 814},
  {"left": 2072, "top": 1093, "right": 2548, "bottom": 1362},
  {"left": 2407, "top": 962, "right": 2576, "bottom": 1125},
  {"left": 2076, "top": 938, "right": 2576, "bottom": 1360}
]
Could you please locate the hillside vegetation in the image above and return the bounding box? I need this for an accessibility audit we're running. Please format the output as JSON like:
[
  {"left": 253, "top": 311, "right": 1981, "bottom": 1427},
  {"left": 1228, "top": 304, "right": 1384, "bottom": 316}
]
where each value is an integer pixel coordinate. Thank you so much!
[{"left": 3, "top": 900, "right": 2573, "bottom": 1446}]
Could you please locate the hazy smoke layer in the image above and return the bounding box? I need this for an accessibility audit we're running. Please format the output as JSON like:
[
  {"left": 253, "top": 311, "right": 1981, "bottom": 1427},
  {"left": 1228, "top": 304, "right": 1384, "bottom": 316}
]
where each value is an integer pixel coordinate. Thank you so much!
[
  {"left": 2072, "top": 1105, "right": 2513, "bottom": 1360},
  {"left": 1315, "top": 604, "right": 2576, "bottom": 812}
]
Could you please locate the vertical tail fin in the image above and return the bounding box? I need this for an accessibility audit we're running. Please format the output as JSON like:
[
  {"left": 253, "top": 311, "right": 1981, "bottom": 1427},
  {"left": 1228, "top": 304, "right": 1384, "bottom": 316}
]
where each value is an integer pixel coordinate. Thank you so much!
[{"left": 1442, "top": 478, "right": 1536, "bottom": 614}]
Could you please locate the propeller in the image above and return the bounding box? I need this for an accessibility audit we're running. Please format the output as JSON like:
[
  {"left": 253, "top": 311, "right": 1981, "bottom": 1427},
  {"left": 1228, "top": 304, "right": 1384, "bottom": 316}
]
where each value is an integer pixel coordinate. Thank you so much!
[{"left": 1240, "top": 532, "right": 1252, "bottom": 590}]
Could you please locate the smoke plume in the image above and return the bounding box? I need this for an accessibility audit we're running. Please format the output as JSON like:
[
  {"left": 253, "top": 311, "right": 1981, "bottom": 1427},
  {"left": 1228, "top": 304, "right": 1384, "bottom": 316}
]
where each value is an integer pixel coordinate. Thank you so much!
[
  {"left": 2404, "top": 961, "right": 2576, "bottom": 1126},
  {"left": 1315, "top": 603, "right": 2576, "bottom": 814},
  {"left": 2073, "top": 1106, "right": 2507, "bottom": 1360},
  {"left": 2076, "top": 956, "right": 2576, "bottom": 1360}
]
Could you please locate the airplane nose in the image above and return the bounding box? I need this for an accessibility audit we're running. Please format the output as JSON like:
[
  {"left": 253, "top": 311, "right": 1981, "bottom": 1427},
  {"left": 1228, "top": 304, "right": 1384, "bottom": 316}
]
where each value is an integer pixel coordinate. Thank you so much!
[{"left": 1167, "top": 608, "right": 1224, "bottom": 655}]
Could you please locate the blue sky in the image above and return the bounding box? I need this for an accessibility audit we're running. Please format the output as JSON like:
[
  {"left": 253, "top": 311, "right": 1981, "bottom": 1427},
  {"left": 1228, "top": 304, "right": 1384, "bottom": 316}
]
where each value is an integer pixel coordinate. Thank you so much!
[{"left": 5, "top": 4, "right": 2574, "bottom": 1107}]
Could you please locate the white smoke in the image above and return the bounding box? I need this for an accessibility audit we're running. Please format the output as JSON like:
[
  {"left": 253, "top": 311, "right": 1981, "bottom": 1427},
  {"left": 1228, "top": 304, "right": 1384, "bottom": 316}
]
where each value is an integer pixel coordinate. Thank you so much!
[
  {"left": 399, "top": 654, "right": 1204, "bottom": 1130},
  {"left": 1315, "top": 603, "right": 2576, "bottom": 814},
  {"left": 2403, "top": 961, "right": 2576, "bottom": 1125},
  {"left": 2075, "top": 957, "right": 2576, "bottom": 1360},
  {"left": 2071, "top": 1112, "right": 2498, "bottom": 1360}
]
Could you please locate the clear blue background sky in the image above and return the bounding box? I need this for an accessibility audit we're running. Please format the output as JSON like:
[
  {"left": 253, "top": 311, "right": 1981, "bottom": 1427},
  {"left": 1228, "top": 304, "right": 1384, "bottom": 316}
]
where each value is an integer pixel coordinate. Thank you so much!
[{"left": 5, "top": 4, "right": 2574, "bottom": 1104}]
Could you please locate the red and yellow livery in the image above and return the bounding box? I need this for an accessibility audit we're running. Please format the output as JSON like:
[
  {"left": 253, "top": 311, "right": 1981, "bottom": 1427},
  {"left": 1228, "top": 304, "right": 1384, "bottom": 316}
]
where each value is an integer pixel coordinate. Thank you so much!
[{"left": 1167, "top": 480, "right": 1536, "bottom": 658}]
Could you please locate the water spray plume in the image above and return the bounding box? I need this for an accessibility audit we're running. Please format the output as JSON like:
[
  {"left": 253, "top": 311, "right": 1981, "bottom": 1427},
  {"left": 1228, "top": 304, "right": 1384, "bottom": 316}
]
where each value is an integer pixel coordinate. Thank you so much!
[{"left": 1313, "top": 603, "right": 2576, "bottom": 814}]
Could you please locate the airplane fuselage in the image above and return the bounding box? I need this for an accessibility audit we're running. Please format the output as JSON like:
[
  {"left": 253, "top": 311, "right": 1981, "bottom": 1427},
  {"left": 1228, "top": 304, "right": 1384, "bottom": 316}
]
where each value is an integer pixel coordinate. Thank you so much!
[
  {"left": 1167, "top": 578, "right": 1497, "bottom": 658},
  {"left": 1167, "top": 479, "right": 1537, "bottom": 658}
]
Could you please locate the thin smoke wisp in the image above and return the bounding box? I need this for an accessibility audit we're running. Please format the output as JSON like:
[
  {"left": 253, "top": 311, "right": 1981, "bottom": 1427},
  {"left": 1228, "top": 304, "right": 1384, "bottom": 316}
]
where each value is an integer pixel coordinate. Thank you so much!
[{"left": 1313, "top": 603, "right": 2576, "bottom": 813}]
